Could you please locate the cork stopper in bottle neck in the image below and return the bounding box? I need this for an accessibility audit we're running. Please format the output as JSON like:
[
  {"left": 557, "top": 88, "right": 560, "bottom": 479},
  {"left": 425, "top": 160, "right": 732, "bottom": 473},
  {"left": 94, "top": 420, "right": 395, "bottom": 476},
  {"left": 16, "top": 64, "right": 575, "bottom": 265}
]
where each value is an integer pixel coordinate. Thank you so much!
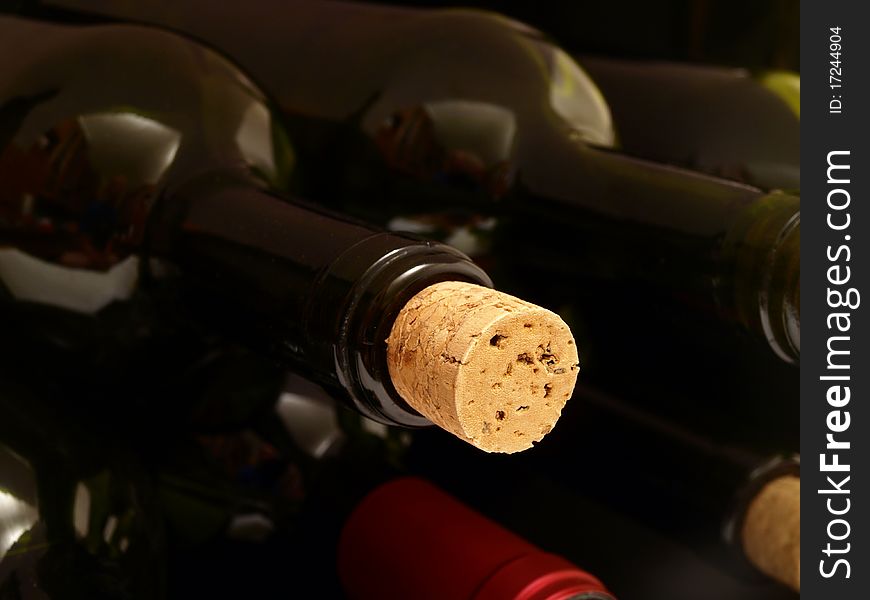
[
  {"left": 386, "top": 281, "right": 579, "bottom": 453},
  {"left": 741, "top": 474, "right": 800, "bottom": 591}
]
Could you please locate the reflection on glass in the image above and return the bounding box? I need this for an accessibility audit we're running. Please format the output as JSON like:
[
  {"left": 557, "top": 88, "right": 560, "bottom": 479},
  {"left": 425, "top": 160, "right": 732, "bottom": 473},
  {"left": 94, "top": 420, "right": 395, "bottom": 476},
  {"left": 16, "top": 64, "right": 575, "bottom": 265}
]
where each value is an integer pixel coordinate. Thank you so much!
[
  {"left": 759, "top": 71, "right": 801, "bottom": 118},
  {"left": 102, "top": 514, "right": 119, "bottom": 544},
  {"left": 0, "top": 448, "right": 39, "bottom": 563},
  {"left": 386, "top": 213, "right": 495, "bottom": 258},
  {"left": 376, "top": 100, "right": 517, "bottom": 198},
  {"left": 275, "top": 374, "right": 345, "bottom": 460},
  {"left": 546, "top": 47, "right": 614, "bottom": 147},
  {"left": 226, "top": 512, "right": 275, "bottom": 542},
  {"left": 78, "top": 113, "right": 181, "bottom": 186},
  {"left": 425, "top": 101, "right": 517, "bottom": 166},
  {"left": 236, "top": 100, "right": 278, "bottom": 181},
  {"left": 0, "top": 250, "right": 138, "bottom": 313},
  {"left": 0, "top": 489, "right": 38, "bottom": 561},
  {"left": 0, "top": 114, "right": 160, "bottom": 274},
  {"left": 72, "top": 481, "right": 91, "bottom": 540},
  {"left": 0, "top": 111, "right": 182, "bottom": 312}
]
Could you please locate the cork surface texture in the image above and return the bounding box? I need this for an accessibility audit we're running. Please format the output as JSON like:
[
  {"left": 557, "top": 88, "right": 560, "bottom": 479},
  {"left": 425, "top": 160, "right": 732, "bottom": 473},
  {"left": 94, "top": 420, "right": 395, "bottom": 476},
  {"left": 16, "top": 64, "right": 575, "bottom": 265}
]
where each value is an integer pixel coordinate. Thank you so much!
[
  {"left": 386, "top": 281, "right": 579, "bottom": 453},
  {"left": 741, "top": 475, "right": 800, "bottom": 591}
]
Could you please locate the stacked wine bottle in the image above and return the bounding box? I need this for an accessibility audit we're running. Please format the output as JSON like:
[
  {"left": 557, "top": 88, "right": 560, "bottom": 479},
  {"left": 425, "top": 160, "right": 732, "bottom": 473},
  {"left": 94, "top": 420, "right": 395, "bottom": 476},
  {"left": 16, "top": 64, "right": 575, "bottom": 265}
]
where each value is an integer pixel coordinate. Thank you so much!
[{"left": 0, "top": 1, "right": 799, "bottom": 599}]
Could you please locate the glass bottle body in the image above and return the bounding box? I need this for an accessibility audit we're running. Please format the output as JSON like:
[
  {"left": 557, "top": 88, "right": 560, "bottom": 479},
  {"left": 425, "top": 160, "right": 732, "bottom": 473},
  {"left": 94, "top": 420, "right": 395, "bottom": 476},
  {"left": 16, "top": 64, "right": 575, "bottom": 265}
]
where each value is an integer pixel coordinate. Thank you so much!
[
  {"left": 581, "top": 58, "right": 800, "bottom": 191},
  {"left": 0, "top": 16, "right": 491, "bottom": 426}
]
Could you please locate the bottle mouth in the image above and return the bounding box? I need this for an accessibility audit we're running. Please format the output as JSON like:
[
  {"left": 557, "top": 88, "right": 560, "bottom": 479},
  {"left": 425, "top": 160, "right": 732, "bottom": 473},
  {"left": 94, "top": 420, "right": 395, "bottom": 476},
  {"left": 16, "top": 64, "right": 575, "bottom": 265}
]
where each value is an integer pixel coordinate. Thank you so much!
[
  {"left": 759, "top": 211, "right": 800, "bottom": 363},
  {"left": 718, "top": 191, "right": 799, "bottom": 363},
  {"left": 722, "top": 455, "right": 800, "bottom": 554},
  {"left": 722, "top": 454, "right": 800, "bottom": 584},
  {"left": 337, "top": 239, "right": 492, "bottom": 427}
]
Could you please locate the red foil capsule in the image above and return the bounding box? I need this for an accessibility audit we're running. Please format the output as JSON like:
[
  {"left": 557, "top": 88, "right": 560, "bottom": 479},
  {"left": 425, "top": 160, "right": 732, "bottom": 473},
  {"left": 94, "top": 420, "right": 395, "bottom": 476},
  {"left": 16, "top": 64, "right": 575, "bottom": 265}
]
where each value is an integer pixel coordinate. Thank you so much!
[{"left": 338, "top": 477, "right": 615, "bottom": 600}]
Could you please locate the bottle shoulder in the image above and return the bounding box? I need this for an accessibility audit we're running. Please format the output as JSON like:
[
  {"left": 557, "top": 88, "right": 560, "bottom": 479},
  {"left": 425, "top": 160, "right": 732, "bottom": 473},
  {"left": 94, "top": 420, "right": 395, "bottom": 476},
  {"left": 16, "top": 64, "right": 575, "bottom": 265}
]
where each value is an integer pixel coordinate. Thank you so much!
[
  {"left": 0, "top": 18, "right": 291, "bottom": 306},
  {"left": 1, "top": 17, "right": 286, "bottom": 181},
  {"left": 355, "top": 8, "right": 613, "bottom": 143}
]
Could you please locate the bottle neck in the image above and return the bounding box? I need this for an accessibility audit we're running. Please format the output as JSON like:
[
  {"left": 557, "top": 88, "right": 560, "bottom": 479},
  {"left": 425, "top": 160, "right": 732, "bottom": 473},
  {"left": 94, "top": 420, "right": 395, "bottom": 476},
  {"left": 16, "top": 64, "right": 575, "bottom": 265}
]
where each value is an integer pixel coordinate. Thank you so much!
[
  {"left": 338, "top": 477, "right": 615, "bottom": 600},
  {"left": 541, "top": 385, "right": 799, "bottom": 576},
  {"left": 719, "top": 193, "right": 800, "bottom": 362},
  {"left": 151, "top": 170, "right": 491, "bottom": 427},
  {"left": 507, "top": 141, "right": 799, "bottom": 360},
  {"left": 316, "top": 238, "right": 492, "bottom": 426}
]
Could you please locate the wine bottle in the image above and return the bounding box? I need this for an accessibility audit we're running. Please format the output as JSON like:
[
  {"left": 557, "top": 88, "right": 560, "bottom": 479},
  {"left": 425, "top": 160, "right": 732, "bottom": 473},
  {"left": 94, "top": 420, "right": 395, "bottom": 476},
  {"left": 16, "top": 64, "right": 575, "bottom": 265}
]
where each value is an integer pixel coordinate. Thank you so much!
[
  {"left": 156, "top": 435, "right": 618, "bottom": 600},
  {"left": 530, "top": 385, "right": 800, "bottom": 591},
  {"left": 549, "top": 273, "right": 800, "bottom": 455},
  {"left": 409, "top": 381, "right": 800, "bottom": 592},
  {"left": 580, "top": 57, "right": 799, "bottom": 191},
  {"left": 169, "top": 378, "right": 616, "bottom": 600},
  {"left": 338, "top": 477, "right": 616, "bottom": 600},
  {"left": 0, "top": 374, "right": 167, "bottom": 599},
  {"left": 21, "top": 0, "right": 801, "bottom": 363},
  {"left": 0, "top": 16, "right": 580, "bottom": 453}
]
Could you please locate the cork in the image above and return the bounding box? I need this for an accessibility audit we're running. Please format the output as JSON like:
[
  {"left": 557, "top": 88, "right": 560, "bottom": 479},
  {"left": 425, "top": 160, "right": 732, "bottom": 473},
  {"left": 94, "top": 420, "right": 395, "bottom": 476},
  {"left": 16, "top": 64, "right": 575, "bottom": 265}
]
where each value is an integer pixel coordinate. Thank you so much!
[
  {"left": 741, "top": 475, "right": 800, "bottom": 591},
  {"left": 386, "top": 281, "right": 579, "bottom": 453}
]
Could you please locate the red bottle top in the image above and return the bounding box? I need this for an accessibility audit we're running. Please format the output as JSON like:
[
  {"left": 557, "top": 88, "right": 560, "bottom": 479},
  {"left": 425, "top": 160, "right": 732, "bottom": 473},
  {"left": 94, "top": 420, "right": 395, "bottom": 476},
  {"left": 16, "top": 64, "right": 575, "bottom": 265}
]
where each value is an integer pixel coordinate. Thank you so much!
[{"left": 338, "top": 477, "right": 615, "bottom": 600}]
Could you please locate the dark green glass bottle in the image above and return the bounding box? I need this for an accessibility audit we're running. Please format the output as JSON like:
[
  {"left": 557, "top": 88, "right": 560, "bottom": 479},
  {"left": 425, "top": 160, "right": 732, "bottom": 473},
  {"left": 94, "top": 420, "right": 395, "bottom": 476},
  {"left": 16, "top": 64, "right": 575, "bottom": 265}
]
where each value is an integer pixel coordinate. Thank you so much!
[
  {"left": 154, "top": 376, "right": 617, "bottom": 600},
  {"left": 539, "top": 385, "right": 800, "bottom": 590},
  {"left": 0, "top": 362, "right": 612, "bottom": 600},
  {"left": 581, "top": 57, "right": 799, "bottom": 191},
  {"left": 20, "top": 0, "right": 801, "bottom": 363},
  {"left": 0, "top": 15, "right": 554, "bottom": 436},
  {"left": 0, "top": 374, "right": 167, "bottom": 600}
]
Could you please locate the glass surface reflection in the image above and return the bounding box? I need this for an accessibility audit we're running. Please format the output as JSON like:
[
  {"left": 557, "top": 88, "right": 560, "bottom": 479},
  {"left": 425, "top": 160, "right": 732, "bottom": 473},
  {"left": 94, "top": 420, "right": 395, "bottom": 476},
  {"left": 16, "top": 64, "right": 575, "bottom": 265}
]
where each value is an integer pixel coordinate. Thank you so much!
[
  {"left": 0, "top": 450, "right": 39, "bottom": 562},
  {"left": 376, "top": 100, "right": 517, "bottom": 198},
  {"left": 544, "top": 46, "right": 614, "bottom": 147},
  {"left": 0, "top": 21, "right": 292, "bottom": 322}
]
